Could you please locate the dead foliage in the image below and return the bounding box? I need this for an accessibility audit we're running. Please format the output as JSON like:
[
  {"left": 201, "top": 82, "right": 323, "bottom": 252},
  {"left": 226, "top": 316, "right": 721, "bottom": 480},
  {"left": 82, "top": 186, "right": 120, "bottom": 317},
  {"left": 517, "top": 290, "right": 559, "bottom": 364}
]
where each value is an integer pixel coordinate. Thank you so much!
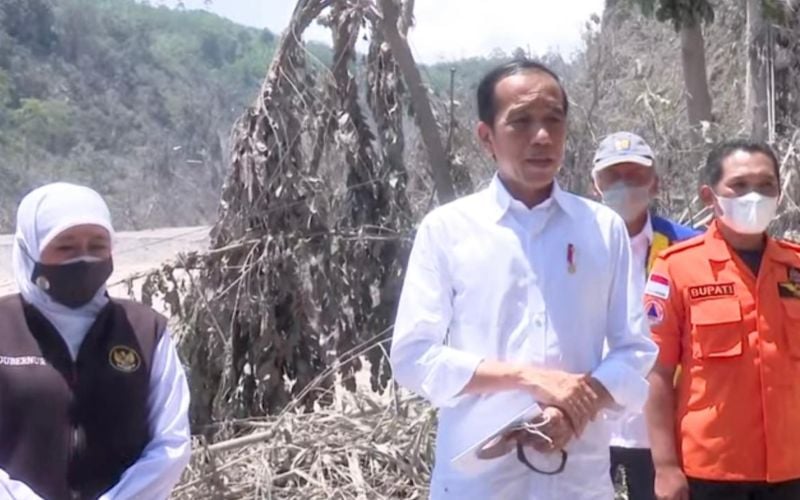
[{"left": 172, "top": 388, "right": 435, "bottom": 500}]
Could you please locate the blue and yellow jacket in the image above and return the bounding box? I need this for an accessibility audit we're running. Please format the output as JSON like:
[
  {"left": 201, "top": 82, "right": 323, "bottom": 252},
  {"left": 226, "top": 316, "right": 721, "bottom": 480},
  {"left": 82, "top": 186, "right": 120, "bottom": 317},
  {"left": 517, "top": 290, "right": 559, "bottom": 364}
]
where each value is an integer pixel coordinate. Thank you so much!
[{"left": 647, "top": 214, "right": 701, "bottom": 272}]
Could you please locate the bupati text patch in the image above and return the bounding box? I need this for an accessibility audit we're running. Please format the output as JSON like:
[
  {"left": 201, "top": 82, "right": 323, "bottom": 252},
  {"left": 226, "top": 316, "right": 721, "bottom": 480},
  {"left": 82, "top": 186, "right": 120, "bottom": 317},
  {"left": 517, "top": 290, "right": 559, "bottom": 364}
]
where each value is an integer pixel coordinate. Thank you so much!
[{"left": 688, "top": 283, "right": 735, "bottom": 300}]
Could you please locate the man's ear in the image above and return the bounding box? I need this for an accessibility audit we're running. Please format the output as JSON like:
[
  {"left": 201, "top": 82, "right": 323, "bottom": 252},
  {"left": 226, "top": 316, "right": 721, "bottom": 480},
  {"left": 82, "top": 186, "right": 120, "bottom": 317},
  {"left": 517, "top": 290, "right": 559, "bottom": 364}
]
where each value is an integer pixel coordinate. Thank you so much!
[
  {"left": 699, "top": 185, "right": 715, "bottom": 208},
  {"left": 650, "top": 174, "right": 660, "bottom": 197},
  {"left": 590, "top": 177, "right": 602, "bottom": 200},
  {"left": 477, "top": 121, "right": 495, "bottom": 159}
]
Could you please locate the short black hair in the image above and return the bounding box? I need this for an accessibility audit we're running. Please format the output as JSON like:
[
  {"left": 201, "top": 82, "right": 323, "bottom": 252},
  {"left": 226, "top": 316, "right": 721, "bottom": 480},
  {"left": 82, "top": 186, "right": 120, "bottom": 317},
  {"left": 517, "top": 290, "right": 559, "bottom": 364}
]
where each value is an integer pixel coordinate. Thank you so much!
[
  {"left": 701, "top": 139, "right": 781, "bottom": 187},
  {"left": 476, "top": 59, "right": 568, "bottom": 126}
]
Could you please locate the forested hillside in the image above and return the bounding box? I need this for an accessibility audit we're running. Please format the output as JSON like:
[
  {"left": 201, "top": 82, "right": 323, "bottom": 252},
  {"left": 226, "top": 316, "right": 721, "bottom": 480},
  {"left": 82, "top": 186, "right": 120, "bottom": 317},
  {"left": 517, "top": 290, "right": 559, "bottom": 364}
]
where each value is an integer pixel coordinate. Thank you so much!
[
  {"left": 0, "top": 0, "right": 503, "bottom": 232},
  {"left": 2, "top": 0, "right": 797, "bottom": 237},
  {"left": 0, "top": 0, "right": 316, "bottom": 230}
]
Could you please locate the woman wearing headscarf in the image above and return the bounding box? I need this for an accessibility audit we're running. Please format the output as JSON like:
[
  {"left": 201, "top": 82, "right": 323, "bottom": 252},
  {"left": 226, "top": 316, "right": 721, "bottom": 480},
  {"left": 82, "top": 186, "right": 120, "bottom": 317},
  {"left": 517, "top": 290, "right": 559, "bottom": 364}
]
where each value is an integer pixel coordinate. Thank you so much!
[{"left": 0, "top": 183, "right": 191, "bottom": 500}]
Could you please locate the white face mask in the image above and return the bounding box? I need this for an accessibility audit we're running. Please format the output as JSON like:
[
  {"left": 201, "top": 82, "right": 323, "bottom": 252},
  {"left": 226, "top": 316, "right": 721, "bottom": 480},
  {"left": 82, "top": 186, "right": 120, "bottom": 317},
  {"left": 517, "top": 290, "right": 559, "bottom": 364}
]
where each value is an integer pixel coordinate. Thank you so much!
[
  {"left": 715, "top": 191, "right": 779, "bottom": 234},
  {"left": 600, "top": 182, "right": 652, "bottom": 223}
]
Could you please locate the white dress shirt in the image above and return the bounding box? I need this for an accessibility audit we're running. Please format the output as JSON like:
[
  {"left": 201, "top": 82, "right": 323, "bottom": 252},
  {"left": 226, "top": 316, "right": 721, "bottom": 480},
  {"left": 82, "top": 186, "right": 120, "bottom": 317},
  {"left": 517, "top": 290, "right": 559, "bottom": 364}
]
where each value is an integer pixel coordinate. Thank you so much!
[
  {"left": 391, "top": 176, "right": 657, "bottom": 500},
  {"left": 0, "top": 328, "right": 191, "bottom": 500},
  {"left": 609, "top": 216, "right": 654, "bottom": 450}
]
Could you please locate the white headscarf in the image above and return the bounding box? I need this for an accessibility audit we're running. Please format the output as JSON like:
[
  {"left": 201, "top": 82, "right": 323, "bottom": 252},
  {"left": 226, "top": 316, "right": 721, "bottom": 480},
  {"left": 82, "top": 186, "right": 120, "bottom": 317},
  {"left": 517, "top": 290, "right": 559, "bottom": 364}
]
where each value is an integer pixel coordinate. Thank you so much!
[{"left": 12, "top": 182, "right": 115, "bottom": 359}]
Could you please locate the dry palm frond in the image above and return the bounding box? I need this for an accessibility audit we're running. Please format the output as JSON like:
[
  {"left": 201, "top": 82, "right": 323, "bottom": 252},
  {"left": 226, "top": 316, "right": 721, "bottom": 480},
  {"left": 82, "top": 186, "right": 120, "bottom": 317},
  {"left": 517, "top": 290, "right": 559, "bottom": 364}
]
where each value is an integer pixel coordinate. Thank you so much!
[{"left": 172, "top": 388, "right": 435, "bottom": 500}]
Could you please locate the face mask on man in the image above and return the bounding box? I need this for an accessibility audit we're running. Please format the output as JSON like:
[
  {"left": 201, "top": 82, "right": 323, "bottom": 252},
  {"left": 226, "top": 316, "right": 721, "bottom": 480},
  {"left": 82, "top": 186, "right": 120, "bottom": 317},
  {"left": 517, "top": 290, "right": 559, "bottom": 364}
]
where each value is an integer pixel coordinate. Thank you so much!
[
  {"left": 601, "top": 181, "right": 652, "bottom": 223},
  {"left": 715, "top": 191, "right": 779, "bottom": 235},
  {"left": 31, "top": 256, "right": 113, "bottom": 308}
]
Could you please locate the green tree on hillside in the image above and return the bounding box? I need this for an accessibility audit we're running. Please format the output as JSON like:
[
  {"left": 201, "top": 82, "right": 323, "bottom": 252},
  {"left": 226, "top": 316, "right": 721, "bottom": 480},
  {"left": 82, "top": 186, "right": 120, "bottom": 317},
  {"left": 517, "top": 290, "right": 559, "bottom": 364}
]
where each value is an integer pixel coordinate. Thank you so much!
[
  {"left": 0, "top": 0, "right": 58, "bottom": 55},
  {"left": 13, "top": 98, "right": 74, "bottom": 153}
]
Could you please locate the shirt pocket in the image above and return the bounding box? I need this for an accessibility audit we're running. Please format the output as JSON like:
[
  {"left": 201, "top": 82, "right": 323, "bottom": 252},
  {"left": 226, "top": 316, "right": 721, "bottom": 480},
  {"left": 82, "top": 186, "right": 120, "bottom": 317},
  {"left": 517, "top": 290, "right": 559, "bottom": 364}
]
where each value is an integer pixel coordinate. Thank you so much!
[
  {"left": 783, "top": 300, "right": 800, "bottom": 359},
  {"left": 689, "top": 298, "right": 744, "bottom": 359}
]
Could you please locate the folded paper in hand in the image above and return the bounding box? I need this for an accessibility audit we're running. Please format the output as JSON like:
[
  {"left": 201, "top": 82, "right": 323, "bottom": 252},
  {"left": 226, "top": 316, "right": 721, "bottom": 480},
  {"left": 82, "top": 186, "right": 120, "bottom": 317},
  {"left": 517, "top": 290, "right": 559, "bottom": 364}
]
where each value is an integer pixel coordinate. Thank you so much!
[{"left": 450, "top": 390, "right": 542, "bottom": 475}]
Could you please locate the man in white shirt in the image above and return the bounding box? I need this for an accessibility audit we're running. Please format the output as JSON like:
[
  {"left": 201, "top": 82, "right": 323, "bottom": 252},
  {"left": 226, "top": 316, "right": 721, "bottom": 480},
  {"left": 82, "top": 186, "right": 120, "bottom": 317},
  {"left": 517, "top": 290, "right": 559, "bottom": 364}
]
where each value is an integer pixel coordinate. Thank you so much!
[
  {"left": 591, "top": 132, "right": 699, "bottom": 500},
  {"left": 390, "top": 60, "right": 658, "bottom": 500}
]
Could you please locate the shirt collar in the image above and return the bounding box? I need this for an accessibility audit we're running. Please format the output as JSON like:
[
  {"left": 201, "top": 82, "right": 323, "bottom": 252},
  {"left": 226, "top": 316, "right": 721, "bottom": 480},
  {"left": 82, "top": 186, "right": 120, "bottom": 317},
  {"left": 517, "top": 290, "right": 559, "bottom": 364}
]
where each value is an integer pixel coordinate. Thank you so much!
[
  {"left": 704, "top": 220, "right": 733, "bottom": 262},
  {"left": 704, "top": 219, "right": 800, "bottom": 268},
  {"left": 630, "top": 213, "right": 653, "bottom": 248},
  {"left": 486, "top": 174, "right": 578, "bottom": 222}
]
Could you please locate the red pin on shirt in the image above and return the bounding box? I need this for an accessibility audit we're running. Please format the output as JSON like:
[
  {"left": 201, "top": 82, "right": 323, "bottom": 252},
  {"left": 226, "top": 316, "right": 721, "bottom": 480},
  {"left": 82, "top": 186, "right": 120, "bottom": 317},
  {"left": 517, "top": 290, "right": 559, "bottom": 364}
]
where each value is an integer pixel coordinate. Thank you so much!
[{"left": 567, "top": 243, "right": 576, "bottom": 274}]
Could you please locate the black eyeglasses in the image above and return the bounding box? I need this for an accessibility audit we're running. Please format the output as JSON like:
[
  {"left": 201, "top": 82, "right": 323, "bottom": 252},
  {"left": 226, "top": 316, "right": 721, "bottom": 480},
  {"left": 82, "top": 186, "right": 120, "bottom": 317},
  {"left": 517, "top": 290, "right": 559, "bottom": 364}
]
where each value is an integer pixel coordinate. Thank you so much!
[
  {"left": 475, "top": 421, "right": 568, "bottom": 475},
  {"left": 516, "top": 440, "right": 568, "bottom": 475}
]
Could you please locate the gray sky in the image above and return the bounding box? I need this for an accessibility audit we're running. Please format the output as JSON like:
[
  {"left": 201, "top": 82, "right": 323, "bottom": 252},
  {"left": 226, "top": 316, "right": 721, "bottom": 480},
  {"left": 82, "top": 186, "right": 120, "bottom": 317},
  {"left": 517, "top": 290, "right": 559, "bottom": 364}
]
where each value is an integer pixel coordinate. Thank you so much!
[{"left": 174, "top": 1, "right": 604, "bottom": 63}]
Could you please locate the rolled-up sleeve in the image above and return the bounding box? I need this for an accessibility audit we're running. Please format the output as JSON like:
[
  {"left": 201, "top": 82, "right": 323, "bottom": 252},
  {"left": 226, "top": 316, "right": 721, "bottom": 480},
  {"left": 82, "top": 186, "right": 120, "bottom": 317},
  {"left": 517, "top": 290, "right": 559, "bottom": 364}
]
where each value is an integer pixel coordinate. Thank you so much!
[
  {"left": 592, "top": 216, "right": 658, "bottom": 412},
  {"left": 390, "top": 214, "right": 482, "bottom": 408}
]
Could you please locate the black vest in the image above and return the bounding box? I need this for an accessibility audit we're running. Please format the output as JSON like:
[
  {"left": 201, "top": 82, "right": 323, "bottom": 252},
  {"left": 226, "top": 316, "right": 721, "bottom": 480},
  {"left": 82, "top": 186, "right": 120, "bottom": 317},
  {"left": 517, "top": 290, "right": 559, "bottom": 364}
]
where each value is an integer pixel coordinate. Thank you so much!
[{"left": 0, "top": 295, "right": 166, "bottom": 500}]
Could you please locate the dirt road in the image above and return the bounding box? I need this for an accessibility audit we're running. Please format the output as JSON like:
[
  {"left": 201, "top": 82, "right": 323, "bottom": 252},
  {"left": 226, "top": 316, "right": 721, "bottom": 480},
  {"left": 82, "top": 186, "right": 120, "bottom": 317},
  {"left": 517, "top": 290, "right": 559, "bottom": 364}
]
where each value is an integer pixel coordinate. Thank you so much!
[{"left": 0, "top": 226, "right": 210, "bottom": 311}]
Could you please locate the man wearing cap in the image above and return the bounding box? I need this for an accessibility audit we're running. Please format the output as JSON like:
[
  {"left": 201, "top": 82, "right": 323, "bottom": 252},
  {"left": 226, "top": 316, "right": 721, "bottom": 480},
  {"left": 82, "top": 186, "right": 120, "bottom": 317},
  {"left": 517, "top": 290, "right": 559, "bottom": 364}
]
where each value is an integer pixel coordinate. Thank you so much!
[{"left": 592, "top": 132, "right": 698, "bottom": 500}]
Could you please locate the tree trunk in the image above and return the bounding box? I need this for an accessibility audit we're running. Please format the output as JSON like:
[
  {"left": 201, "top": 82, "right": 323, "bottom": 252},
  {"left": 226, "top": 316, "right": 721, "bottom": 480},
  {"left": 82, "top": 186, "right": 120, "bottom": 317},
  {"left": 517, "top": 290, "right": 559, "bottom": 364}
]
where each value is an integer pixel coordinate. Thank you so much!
[
  {"left": 746, "top": 0, "right": 769, "bottom": 141},
  {"left": 378, "top": 0, "right": 456, "bottom": 203},
  {"left": 678, "top": 21, "right": 713, "bottom": 140}
]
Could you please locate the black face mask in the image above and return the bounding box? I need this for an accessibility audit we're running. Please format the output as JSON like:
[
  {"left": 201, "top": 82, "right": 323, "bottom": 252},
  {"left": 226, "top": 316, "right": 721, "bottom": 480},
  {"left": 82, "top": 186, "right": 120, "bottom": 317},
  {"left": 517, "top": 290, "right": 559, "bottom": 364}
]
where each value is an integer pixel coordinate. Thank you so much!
[{"left": 31, "top": 258, "right": 114, "bottom": 309}]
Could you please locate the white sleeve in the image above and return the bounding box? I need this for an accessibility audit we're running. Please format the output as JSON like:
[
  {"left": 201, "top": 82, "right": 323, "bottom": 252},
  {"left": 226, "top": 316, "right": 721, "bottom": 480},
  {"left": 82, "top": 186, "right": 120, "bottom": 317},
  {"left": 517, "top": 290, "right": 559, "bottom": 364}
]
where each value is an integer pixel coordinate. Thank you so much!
[
  {"left": 591, "top": 216, "right": 659, "bottom": 412},
  {"left": 99, "top": 328, "right": 191, "bottom": 500},
  {"left": 0, "top": 470, "right": 43, "bottom": 499},
  {"left": 390, "top": 215, "right": 483, "bottom": 408}
]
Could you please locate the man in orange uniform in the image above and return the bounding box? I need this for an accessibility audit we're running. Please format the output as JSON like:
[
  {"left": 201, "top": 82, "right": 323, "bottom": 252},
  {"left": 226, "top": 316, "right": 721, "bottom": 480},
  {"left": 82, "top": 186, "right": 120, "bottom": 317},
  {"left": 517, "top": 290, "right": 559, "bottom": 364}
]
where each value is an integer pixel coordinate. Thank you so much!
[{"left": 644, "top": 139, "right": 800, "bottom": 500}]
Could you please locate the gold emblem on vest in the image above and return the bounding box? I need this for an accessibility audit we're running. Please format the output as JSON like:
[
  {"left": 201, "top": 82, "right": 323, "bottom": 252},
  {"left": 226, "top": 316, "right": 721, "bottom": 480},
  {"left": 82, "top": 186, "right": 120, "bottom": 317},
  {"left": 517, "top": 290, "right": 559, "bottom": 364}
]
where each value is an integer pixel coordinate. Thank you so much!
[
  {"left": 778, "top": 281, "right": 800, "bottom": 299},
  {"left": 109, "top": 346, "right": 140, "bottom": 373}
]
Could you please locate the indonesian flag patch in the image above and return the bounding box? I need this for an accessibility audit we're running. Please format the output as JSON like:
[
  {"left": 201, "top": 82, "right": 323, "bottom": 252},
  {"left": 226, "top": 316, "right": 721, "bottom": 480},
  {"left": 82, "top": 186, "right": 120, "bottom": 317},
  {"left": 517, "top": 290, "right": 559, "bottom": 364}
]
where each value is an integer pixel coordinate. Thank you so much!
[{"left": 645, "top": 273, "right": 670, "bottom": 299}]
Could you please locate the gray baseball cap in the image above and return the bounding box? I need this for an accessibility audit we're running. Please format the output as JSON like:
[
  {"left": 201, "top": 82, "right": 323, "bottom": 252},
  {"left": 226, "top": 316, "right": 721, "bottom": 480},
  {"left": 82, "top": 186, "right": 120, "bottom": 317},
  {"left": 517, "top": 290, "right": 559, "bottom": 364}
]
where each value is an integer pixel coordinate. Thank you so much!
[{"left": 592, "top": 132, "right": 654, "bottom": 173}]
